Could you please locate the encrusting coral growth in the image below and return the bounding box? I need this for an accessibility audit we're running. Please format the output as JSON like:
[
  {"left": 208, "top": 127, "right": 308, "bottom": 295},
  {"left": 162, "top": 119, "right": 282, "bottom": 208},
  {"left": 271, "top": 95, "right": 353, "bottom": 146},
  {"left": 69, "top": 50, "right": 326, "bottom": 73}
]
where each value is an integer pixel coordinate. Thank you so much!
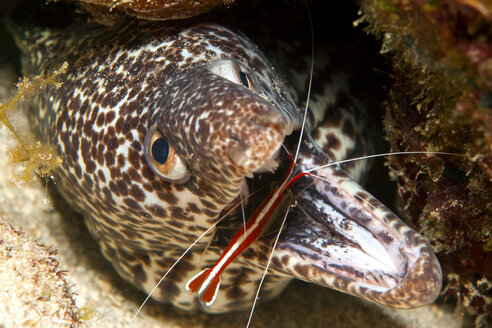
[
  {"left": 358, "top": 0, "right": 492, "bottom": 325},
  {"left": 0, "top": 222, "right": 84, "bottom": 328}
]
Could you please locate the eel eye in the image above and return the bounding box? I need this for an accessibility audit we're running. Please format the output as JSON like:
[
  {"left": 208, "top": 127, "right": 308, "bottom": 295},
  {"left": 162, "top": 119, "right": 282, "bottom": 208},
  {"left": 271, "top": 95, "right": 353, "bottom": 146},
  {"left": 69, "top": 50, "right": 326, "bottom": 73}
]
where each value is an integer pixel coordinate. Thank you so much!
[
  {"left": 238, "top": 70, "right": 252, "bottom": 89},
  {"left": 208, "top": 59, "right": 254, "bottom": 90},
  {"left": 144, "top": 128, "right": 190, "bottom": 183}
]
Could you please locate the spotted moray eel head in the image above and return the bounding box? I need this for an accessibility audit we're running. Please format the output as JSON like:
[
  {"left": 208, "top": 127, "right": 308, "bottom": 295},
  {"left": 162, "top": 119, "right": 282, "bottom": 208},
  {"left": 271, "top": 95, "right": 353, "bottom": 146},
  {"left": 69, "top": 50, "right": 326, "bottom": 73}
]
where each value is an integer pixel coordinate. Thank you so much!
[{"left": 15, "top": 18, "right": 441, "bottom": 312}]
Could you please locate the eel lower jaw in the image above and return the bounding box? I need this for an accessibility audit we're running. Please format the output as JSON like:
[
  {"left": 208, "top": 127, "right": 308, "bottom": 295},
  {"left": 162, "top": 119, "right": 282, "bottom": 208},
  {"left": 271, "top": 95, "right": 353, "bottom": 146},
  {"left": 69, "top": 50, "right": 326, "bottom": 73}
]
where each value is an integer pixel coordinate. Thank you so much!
[{"left": 252, "top": 163, "right": 442, "bottom": 309}]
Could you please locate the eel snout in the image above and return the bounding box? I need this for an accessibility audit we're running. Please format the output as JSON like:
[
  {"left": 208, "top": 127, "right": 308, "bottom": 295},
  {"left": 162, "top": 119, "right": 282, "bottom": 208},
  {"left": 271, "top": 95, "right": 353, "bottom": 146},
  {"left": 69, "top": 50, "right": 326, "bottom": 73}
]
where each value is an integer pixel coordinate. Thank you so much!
[
  {"left": 250, "top": 145, "right": 442, "bottom": 309},
  {"left": 225, "top": 108, "right": 288, "bottom": 175},
  {"left": 159, "top": 66, "right": 292, "bottom": 178}
]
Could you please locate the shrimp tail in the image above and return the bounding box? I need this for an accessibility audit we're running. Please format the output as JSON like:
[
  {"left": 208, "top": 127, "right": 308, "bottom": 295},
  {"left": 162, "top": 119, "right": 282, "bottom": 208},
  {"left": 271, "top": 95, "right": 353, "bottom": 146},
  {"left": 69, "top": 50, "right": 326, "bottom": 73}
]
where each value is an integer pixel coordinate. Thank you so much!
[{"left": 185, "top": 268, "right": 221, "bottom": 307}]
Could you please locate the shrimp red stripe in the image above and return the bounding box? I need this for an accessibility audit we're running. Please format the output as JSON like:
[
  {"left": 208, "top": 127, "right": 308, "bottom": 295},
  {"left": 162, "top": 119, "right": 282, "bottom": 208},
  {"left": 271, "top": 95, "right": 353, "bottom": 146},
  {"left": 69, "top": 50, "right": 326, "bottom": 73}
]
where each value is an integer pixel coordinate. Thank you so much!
[{"left": 185, "top": 152, "right": 310, "bottom": 305}]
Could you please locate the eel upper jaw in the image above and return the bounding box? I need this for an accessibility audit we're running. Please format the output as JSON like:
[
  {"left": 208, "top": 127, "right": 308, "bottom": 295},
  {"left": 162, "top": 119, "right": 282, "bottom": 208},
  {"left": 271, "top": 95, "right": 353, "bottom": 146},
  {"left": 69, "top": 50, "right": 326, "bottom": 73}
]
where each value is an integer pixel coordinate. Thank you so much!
[{"left": 244, "top": 147, "right": 442, "bottom": 309}]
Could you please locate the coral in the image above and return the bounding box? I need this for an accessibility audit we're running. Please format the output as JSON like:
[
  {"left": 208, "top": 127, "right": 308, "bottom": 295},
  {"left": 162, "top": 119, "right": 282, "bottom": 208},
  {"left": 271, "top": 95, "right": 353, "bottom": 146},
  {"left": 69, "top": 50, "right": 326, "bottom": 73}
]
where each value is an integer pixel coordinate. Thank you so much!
[
  {"left": 0, "top": 62, "right": 66, "bottom": 182},
  {"left": 75, "top": 0, "right": 234, "bottom": 21},
  {"left": 0, "top": 222, "right": 84, "bottom": 327},
  {"left": 358, "top": 0, "right": 492, "bottom": 325}
]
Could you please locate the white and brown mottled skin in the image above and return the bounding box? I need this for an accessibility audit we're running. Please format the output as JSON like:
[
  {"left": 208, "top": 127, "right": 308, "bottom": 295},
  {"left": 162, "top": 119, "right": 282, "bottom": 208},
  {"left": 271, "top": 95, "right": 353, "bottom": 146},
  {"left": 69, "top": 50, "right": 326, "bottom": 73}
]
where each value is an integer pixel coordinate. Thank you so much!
[{"left": 13, "top": 18, "right": 442, "bottom": 313}]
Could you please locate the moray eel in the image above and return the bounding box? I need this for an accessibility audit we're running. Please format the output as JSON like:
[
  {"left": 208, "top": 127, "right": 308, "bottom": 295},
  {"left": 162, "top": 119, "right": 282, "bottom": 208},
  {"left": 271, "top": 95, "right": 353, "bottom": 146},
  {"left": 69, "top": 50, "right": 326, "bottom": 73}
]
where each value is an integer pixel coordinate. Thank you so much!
[{"left": 11, "top": 18, "right": 442, "bottom": 312}]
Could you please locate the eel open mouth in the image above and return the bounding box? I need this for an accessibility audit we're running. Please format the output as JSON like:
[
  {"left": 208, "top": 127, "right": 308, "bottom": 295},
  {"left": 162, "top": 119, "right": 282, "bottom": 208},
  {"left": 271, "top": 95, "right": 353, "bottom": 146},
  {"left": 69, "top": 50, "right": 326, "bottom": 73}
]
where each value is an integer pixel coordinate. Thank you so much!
[{"left": 225, "top": 135, "right": 443, "bottom": 309}]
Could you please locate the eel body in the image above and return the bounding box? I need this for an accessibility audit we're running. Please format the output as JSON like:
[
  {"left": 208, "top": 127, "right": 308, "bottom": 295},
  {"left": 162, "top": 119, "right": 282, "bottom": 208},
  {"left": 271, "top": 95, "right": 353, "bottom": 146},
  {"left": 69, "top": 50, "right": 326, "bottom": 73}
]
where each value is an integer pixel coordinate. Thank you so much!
[{"left": 12, "top": 18, "right": 442, "bottom": 312}]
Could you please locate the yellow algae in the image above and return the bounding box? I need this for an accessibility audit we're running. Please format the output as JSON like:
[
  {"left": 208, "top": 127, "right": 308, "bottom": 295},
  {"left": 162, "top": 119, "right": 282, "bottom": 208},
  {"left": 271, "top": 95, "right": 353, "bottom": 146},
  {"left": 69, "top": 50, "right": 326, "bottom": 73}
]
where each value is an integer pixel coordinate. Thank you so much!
[
  {"left": 9, "top": 141, "right": 63, "bottom": 182},
  {"left": 0, "top": 62, "right": 67, "bottom": 182},
  {"left": 78, "top": 301, "right": 97, "bottom": 322}
]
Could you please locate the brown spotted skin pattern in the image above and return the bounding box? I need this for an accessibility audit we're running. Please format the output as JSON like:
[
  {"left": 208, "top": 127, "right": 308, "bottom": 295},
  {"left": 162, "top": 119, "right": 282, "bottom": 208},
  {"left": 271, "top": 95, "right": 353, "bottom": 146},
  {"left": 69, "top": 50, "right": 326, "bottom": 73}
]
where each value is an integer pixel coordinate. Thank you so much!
[{"left": 14, "top": 17, "right": 442, "bottom": 313}]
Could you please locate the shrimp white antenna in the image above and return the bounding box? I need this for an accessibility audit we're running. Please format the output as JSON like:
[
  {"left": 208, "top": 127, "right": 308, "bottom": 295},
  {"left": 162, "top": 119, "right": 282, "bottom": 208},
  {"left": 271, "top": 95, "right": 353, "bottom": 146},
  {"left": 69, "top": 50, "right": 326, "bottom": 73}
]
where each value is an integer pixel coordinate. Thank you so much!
[
  {"left": 293, "top": 0, "right": 315, "bottom": 164},
  {"left": 240, "top": 191, "right": 247, "bottom": 235},
  {"left": 303, "top": 151, "right": 461, "bottom": 173},
  {"left": 245, "top": 203, "right": 292, "bottom": 328},
  {"left": 130, "top": 222, "right": 218, "bottom": 322},
  {"left": 130, "top": 188, "right": 259, "bottom": 322},
  {"left": 247, "top": 1, "right": 315, "bottom": 327}
]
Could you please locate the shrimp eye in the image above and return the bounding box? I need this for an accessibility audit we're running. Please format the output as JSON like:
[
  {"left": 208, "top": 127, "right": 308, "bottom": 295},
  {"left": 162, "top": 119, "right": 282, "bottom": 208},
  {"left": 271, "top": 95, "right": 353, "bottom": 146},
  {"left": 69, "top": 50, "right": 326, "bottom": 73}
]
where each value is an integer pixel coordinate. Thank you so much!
[{"left": 144, "top": 128, "right": 190, "bottom": 183}]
